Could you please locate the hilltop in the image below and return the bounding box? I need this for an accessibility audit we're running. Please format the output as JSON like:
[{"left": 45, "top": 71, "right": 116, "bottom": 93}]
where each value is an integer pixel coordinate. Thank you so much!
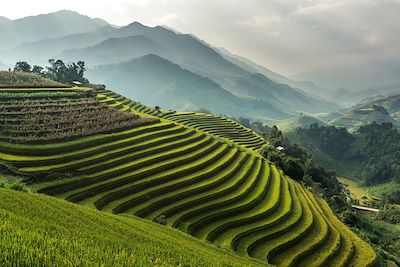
[
  {"left": 0, "top": 71, "right": 65, "bottom": 87},
  {"left": 330, "top": 96, "right": 400, "bottom": 130}
]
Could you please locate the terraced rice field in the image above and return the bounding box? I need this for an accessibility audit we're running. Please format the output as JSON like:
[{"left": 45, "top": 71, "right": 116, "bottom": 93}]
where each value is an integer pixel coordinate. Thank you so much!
[
  {"left": 0, "top": 88, "right": 377, "bottom": 266},
  {"left": 97, "top": 90, "right": 266, "bottom": 150},
  {"left": 0, "top": 88, "right": 154, "bottom": 143}
]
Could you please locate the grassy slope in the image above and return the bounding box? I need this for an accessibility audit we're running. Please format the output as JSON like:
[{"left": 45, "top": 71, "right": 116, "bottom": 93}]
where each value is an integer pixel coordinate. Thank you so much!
[
  {"left": 0, "top": 71, "right": 65, "bottom": 87},
  {"left": 0, "top": 188, "right": 266, "bottom": 267}
]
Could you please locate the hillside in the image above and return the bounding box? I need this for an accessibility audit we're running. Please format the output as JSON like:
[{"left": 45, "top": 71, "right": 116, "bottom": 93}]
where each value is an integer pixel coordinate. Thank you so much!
[
  {"left": 62, "top": 24, "right": 336, "bottom": 117},
  {"left": 86, "top": 54, "right": 289, "bottom": 120},
  {"left": 356, "top": 94, "right": 400, "bottom": 115},
  {"left": 330, "top": 105, "right": 399, "bottom": 130},
  {"left": 217, "top": 47, "right": 330, "bottom": 101},
  {"left": 0, "top": 71, "right": 65, "bottom": 87},
  {"left": 273, "top": 115, "right": 325, "bottom": 133},
  {"left": 0, "top": 188, "right": 265, "bottom": 266},
  {"left": 286, "top": 122, "right": 400, "bottom": 185},
  {"left": 0, "top": 87, "right": 377, "bottom": 266}
]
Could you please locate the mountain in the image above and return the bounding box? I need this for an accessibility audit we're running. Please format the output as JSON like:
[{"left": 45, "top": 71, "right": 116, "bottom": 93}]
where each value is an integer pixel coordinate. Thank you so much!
[
  {"left": 58, "top": 23, "right": 336, "bottom": 117},
  {"left": 0, "top": 16, "right": 10, "bottom": 24},
  {"left": 355, "top": 94, "right": 400, "bottom": 115},
  {"left": 4, "top": 21, "right": 157, "bottom": 65},
  {"left": 4, "top": 25, "right": 116, "bottom": 65},
  {"left": 292, "top": 59, "right": 400, "bottom": 93},
  {"left": 217, "top": 47, "right": 332, "bottom": 100},
  {"left": 329, "top": 105, "right": 399, "bottom": 130},
  {"left": 328, "top": 85, "right": 400, "bottom": 108},
  {"left": 0, "top": 11, "right": 338, "bottom": 120},
  {"left": 328, "top": 94, "right": 400, "bottom": 130},
  {"left": 63, "top": 36, "right": 164, "bottom": 65},
  {"left": 86, "top": 54, "right": 289, "bottom": 120},
  {"left": 273, "top": 115, "right": 326, "bottom": 133},
  {"left": 0, "top": 10, "right": 108, "bottom": 50}
]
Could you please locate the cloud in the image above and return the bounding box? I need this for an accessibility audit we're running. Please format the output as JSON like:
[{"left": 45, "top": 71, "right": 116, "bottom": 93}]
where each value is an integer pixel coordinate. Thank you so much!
[{"left": 153, "top": 13, "right": 187, "bottom": 26}]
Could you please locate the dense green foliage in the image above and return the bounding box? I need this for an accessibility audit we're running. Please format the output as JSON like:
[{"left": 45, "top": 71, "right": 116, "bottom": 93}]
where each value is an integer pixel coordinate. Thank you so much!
[
  {"left": 46, "top": 59, "right": 88, "bottom": 84},
  {"left": 358, "top": 123, "right": 400, "bottom": 185},
  {"left": 0, "top": 188, "right": 265, "bottom": 267},
  {"left": 13, "top": 59, "right": 89, "bottom": 85},
  {"left": 299, "top": 123, "right": 354, "bottom": 157},
  {"left": 375, "top": 205, "right": 400, "bottom": 224},
  {"left": 0, "top": 178, "right": 30, "bottom": 192},
  {"left": 290, "top": 122, "right": 400, "bottom": 186}
]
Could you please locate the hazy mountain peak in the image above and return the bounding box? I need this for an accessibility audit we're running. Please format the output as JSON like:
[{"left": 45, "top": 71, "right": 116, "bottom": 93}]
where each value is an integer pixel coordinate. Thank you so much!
[
  {"left": 125, "top": 21, "right": 148, "bottom": 29},
  {"left": 0, "top": 10, "right": 110, "bottom": 48},
  {"left": 0, "top": 16, "right": 11, "bottom": 23}
]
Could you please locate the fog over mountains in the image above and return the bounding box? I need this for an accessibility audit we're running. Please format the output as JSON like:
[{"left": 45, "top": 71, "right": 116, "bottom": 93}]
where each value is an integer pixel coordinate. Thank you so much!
[{"left": 0, "top": 10, "right": 396, "bottom": 121}]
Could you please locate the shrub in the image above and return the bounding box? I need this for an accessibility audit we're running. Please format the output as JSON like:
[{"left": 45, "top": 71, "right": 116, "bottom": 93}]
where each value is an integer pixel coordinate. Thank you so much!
[
  {"left": 0, "top": 179, "right": 30, "bottom": 192},
  {"left": 375, "top": 205, "right": 400, "bottom": 224}
]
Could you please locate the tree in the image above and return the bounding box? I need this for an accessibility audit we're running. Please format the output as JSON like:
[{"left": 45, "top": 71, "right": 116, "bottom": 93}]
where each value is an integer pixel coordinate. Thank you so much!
[
  {"left": 283, "top": 158, "right": 304, "bottom": 181},
  {"left": 14, "top": 61, "right": 31, "bottom": 72},
  {"left": 46, "top": 59, "right": 88, "bottom": 84},
  {"left": 32, "top": 65, "right": 44, "bottom": 75}
]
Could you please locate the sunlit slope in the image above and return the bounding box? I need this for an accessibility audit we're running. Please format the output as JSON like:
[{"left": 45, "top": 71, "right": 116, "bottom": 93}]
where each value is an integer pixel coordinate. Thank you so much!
[
  {"left": 0, "top": 88, "right": 377, "bottom": 267},
  {"left": 97, "top": 90, "right": 266, "bottom": 150},
  {"left": 0, "top": 188, "right": 265, "bottom": 267}
]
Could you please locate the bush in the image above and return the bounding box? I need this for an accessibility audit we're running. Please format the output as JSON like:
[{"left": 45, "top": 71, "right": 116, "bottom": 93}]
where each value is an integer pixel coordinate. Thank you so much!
[
  {"left": 375, "top": 205, "right": 400, "bottom": 224},
  {"left": 0, "top": 179, "right": 30, "bottom": 192},
  {"left": 386, "top": 190, "right": 400, "bottom": 205},
  {"left": 341, "top": 210, "right": 360, "bottom": 226}
]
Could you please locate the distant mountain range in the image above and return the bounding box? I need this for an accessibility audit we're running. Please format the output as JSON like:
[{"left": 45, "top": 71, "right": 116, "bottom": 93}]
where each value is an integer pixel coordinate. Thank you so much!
[
  {"left": 217, "top": 47, "right": 330, "bottom": 100},
  {"left": 87, "top": 54, "right": 289, "bottom": 119},
  {"left": 327, "top": 94, "right": 400, "bottom": 130},
  {"left": 292, "top": 59, "right": 400, "bottom": 93},
  {"left": 0, "top": 10, "right": 338, "bottom": 121},
  {"left": 0, "top": 10, "right": 107, "bottom": 50}
]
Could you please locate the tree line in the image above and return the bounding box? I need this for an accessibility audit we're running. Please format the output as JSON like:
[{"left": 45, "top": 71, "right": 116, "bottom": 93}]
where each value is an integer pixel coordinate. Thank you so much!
[
  {"left": 13, "top": 59, "right": 88, "bottom": 85},
  {"left": 294, "top": 122, "right": 400, "bottom": 186}
]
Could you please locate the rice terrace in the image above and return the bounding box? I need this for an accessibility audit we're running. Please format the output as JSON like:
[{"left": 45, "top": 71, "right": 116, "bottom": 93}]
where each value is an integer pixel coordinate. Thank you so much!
[
  {"left": 2, "top": 3, "right": 400, "bottom": 266},
  {"left": 0, "top": 82, "right": 376, "bottom": 266}
]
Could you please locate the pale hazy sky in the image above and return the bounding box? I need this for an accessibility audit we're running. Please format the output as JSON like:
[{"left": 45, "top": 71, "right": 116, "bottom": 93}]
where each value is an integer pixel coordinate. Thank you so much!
[{"left": 1, "top": 0, "right": 399, "bottom": 76}]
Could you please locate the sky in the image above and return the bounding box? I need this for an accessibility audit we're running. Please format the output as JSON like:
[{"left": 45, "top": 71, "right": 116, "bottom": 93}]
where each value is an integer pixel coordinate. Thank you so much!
[{"left": 1, "top": 0, "right": 399, "bottom": 76}]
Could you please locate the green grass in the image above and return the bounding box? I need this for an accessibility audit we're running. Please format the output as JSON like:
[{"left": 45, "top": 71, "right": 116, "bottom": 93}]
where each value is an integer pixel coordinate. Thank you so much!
[{"left": 0, "top": 188, "right": 266, "bottom": 267}]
